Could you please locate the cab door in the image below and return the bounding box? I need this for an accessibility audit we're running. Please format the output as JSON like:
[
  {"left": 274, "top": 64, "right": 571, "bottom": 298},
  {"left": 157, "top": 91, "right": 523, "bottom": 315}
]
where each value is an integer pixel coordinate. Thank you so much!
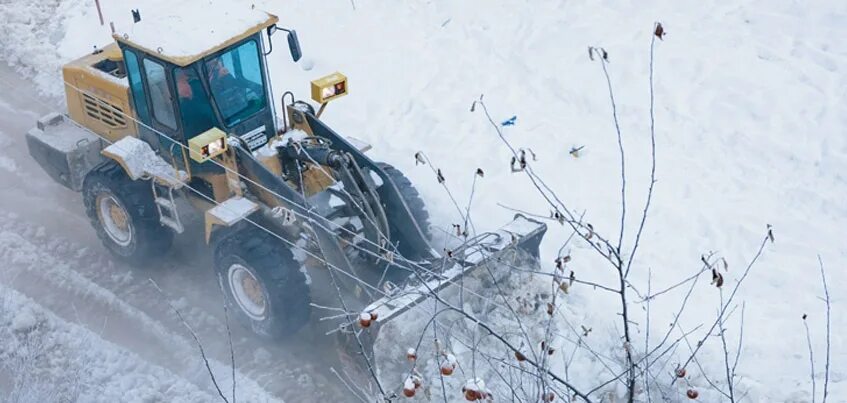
[{"left": 122, "top": 49, "right": 188, "bottom": 170}]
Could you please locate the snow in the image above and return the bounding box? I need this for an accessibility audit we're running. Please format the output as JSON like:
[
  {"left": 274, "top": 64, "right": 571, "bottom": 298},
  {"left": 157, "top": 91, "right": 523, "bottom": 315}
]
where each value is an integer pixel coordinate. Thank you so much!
[
  {"left": 0, "top": 285, "right": 218, "bottom": 402},
  {"left": 1, "top": 0, "right": 845, "bottom": 401},
  {"left": 0, "top": 211, "right": 285, "bottom": 402},
  {"left": 103, "top": 136, "right": 188, "bottom": 187},
  {"left": 10, "top": 305, "right": 37, "bottom": 332},
  {"left": 32, "top": 113, "right": 99, "bottom": 153},
  {"left": 114, "top": 2, "right": 275, "bottom": 64},
  {"left": 208, "top": 196, "right": 260, "bottom": 225},
  {"left": 90, "top": 63, "right": 128, "bottom": 87},
  {"left": 0, "top": 155, "right": 17, "bottom": 173}
]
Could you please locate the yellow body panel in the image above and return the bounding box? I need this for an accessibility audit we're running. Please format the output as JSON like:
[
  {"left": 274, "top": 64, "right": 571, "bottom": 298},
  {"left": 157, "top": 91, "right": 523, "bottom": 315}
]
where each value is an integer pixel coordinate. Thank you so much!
[{"left": 63, "top": 43, "right": 136, "bottom": 143}]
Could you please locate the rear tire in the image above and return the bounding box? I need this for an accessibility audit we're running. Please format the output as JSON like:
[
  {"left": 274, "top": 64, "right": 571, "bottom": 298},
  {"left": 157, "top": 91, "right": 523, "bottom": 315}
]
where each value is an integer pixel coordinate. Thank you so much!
[
  {"left": 376, "top": 162, "right": 431, "bottom": 259},
  {"left": 82, "top": 160, "right": 173, "bottom": 266},
  {"left": 213, "top": 228, "right": 311, "bottom": 339}
]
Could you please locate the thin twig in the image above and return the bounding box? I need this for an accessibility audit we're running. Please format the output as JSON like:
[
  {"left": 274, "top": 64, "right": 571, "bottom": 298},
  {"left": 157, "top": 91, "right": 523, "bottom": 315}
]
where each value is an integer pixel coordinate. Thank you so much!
[
  {"left": 329, "top": 368, "right": 369, "bottom": 403},
  {"left": 718, "top": 291, "right": 737, "bottom": 402},
  {"left": 592, "top": 46, "right": 636, "bottom": 403},
  {"left": 818, "top": 255, "right": 831, "bottom": 403},
  {"left": 678, "top": 323, "right": 731, "bottom": 400},
  {"left": 216, "top": 274, "right": 237, "bottom": 403},
  {"left": 644, "top": 269, "right": 653, "bottom": 403},
  {"left": 149, "top": 279, "right": 229, "bottom": 403},
  {"left": 731, "top": 303, "right": 746, "bottom": 385},
  {"left": 593, "top": 48, "right": 627, "bottom": 254},
  {"left": 625, "top": 26, "right": 660, "bottom": 279},
  {"left": 804, "top": 316, "right": 816, "bottom": 403},
  {"left": 636, "top": 255, "right": 713, "bottom": 303},
  {"left": 671, "top": 232, "right": 770, "bottom": 386}
]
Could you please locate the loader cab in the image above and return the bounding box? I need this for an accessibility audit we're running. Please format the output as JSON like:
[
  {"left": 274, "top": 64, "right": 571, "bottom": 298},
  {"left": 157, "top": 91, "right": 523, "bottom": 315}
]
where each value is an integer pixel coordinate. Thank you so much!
[{"left": 114, "top": 9, "right": 282, "bottom": 171}]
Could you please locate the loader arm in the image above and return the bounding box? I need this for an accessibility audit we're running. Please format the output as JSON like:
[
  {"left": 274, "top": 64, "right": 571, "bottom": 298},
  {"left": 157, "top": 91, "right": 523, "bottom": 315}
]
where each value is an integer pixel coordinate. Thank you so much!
[
  {"left": 302, "top": 112, "right": 439, "bottom": 261},
  {"left": 230, "top": 142, "right": 362, "bottom": 283}
]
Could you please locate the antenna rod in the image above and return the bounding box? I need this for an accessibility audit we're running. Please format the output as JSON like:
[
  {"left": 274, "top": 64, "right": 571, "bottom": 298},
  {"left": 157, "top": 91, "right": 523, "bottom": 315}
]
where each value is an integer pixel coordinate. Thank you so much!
[{"left": 94, "top": 0, "right": 104, "bottom": 25}]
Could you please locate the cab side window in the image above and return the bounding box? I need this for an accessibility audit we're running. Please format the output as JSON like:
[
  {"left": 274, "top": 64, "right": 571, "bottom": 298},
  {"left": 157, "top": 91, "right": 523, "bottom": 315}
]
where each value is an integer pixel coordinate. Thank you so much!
[
  {"left": 142, "top": 58, "right": 177, "bottom": 130},
  {"left": 123, "top": 50, "right": 150, "bottom": 123}
]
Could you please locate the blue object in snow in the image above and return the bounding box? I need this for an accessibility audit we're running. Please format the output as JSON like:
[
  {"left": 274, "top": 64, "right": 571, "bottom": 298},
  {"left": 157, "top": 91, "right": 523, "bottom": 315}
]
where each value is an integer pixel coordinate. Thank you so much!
[{"left": 501, "top": 115, "right": 517, "bottom": 126}]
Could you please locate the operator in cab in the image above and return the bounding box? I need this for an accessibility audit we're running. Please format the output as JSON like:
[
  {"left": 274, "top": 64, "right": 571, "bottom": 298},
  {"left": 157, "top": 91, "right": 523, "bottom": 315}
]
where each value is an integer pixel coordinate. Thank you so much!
[{"left": 175, "top": 67, "right": 217, "bottom": 138}]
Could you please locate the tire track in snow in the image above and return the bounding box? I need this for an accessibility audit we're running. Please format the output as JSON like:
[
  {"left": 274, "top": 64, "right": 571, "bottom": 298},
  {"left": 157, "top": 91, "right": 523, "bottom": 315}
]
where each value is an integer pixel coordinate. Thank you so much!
[{"left": 0, "top": 212, "right": 281, "bottom": 402}]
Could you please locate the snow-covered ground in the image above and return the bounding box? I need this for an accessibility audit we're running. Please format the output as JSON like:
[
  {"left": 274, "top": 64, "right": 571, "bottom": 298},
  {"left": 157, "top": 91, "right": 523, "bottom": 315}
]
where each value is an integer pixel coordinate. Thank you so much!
[
  {"left": 1, "top": 0, "right": 845, "bottom": 402},
  {"left": 0, "top": 284, "right": 217, "bottom": 403}
]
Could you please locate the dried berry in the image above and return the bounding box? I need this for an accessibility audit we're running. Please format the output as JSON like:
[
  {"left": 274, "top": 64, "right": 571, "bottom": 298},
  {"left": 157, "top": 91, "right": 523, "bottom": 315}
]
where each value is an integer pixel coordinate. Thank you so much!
[
  {"left": 654, "top": 22, "right": 666, "bottom": 40},
  {"left": 515, "top": 351, "right": 526, "bottom": 362},
  {"left": 440, "top": 362, "right": 454, "bottom": 376},
  {"left": 403, "top": 387, "right": 415, "bottom": 398},
  {"left": 464, "top": 389, "right": 482, "bottom": 401},
  {"left": 358, "top": 312, "right": 372, "bottom": 328}
]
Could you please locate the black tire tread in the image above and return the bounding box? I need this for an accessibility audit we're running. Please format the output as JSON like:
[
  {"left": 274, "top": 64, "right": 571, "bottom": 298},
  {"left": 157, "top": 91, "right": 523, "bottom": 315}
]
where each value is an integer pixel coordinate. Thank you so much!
[
  {"left": 213, "top": 228, "right": 311, "bottom": 338},
  {"left": 376, "top": 162, "right": 432, "bottom": 255},
  {"left": 82, "top": 160, "right": 173, "bottom": 266}
]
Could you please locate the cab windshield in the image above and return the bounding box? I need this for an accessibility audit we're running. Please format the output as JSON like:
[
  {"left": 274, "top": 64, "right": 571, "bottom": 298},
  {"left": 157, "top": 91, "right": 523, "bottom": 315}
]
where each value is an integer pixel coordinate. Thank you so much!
[{"left": 205, "top": 40, "right": 267, "bottom": 127}]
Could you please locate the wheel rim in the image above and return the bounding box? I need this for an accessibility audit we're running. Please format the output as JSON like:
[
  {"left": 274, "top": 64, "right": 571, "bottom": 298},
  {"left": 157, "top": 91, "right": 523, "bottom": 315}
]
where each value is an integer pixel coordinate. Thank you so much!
[
  {"left": 96, "top": 193, "right": 132, "bottom": 247},
  {"left": 228, "top": 263, "right": 267, "bottom": 320}
]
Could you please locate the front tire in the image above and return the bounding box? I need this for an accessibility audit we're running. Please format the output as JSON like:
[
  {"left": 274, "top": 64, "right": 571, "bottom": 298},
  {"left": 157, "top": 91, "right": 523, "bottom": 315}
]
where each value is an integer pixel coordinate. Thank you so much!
[
  {"left": 376, "top": 162, "right": 432, "bottom": 259},
  {"left": 82, "top": 160, "right": 173, "bottom": 266},
  {"left": 213, "top": 228, "right": 311, "bottom": 339}
]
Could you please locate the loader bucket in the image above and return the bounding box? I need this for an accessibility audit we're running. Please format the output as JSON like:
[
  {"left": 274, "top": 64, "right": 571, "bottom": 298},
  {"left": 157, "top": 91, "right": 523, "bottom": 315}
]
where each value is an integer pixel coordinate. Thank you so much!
[{"left": 332, "top": 214, "right": 547, "bottom": 378}]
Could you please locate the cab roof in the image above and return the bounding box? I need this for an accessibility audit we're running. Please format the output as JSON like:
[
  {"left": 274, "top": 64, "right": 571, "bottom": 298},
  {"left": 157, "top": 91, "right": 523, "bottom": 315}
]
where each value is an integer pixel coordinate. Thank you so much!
[{"left": 113, "top": 4, "right": 278, "bottom": 67}]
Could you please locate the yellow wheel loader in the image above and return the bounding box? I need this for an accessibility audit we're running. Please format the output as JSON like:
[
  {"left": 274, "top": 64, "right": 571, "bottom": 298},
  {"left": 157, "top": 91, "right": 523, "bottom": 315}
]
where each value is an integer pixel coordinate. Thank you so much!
[{"left": 25, "top": 6, "right": 546, "bottom": 361}]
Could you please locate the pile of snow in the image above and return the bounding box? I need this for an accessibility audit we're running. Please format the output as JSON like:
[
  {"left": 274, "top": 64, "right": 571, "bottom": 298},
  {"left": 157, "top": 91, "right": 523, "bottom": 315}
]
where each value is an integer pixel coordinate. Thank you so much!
[
  {"left": 0, "top": 0, "right": 844, "bottom": 401},
  {"left": 373, "top": 252, "right": 580, "bottom": 401},
  {"left": 103, "top": 136, "right": 188, "bottom": 187}
]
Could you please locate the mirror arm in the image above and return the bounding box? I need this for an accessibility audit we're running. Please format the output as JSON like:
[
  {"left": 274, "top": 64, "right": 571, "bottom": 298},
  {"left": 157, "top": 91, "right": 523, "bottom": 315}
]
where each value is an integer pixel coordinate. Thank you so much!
[
  {"left": 266, "top": 25, "right": 302, "bottom": 62},
  {"left": 264, "top": 25, "right": 276, "bottom": 56}
]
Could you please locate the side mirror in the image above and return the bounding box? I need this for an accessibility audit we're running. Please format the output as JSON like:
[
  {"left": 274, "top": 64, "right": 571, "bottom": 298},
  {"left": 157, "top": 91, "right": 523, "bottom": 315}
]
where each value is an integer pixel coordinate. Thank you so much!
[{"left": 287, "top": 30, "right": 302, "bottom": 62}]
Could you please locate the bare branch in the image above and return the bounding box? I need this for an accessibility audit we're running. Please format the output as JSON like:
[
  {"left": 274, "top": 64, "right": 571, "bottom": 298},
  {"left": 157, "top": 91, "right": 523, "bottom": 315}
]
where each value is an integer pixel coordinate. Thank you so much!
[
  {"left": 149, "top": 279, "right": 229, "bottom": 403},
  {"left": 718, "top": 291, "right": 738, "bottom": 402},
  {"left": 593, "top": 47, "right": 628, "bottom": 255},
  {"left": 804, "top": 315, "right": 816, "bottom": 403},
  {"left": 819, "top": 255, "right": 831, "bottom": 403},
  {"left": 216, "top": 274, "right": 237, "bottom": 403},
  {"left": 671, "top": 232, "right": 770, "bottom": 386},
  {"left": 625, "top": 22, "right": 661, "bottom": 279},
  {"left": 329, "top": 368, "right": 370, "bottom": 403}
]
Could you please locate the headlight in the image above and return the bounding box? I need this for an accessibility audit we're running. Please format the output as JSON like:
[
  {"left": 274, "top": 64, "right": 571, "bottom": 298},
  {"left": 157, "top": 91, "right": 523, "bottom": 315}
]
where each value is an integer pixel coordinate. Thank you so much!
[
  {"left": 311, "top": 72, "right": 348, "bottom": 104},
  {"left": 189, "top": 128, "right": 228, "bottom": 162},
  {"left": 207, "top": 137, "right": 226, "bottom": 156}
]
